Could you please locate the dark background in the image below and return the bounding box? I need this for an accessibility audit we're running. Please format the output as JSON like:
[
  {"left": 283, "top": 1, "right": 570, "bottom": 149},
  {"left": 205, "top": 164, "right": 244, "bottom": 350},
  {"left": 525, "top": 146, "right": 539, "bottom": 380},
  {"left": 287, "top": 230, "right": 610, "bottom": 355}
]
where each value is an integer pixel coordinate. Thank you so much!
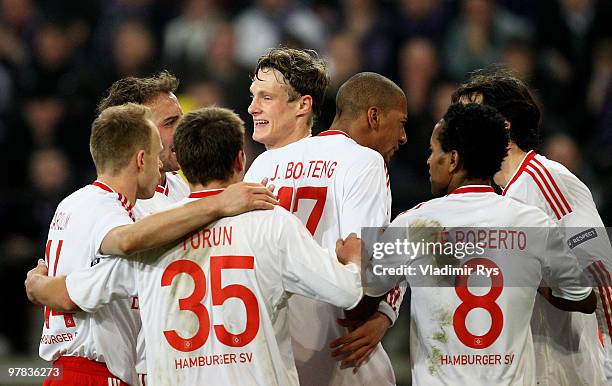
[{"left": 0, "top": 1, "right": 610, "bottom": 384}]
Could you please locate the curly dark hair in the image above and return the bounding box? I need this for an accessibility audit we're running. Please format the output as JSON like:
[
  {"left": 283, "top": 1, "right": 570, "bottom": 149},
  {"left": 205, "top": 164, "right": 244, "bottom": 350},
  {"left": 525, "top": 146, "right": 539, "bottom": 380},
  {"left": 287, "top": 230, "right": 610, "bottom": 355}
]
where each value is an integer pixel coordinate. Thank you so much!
[
  {"left": 254, "top": 47, "right": 329, "bottom": 123},
  {"left": 451, "top": 68, "right": 540, "bottom": 152},
  {"left": 97, "top": 71, "right": 179, "bottom": 113},
  {"left": 439, "top": 103, "right": 509, "bottom": 180},
  {"left": 174, "top": 107, "right": 245, "bottom": 185}
]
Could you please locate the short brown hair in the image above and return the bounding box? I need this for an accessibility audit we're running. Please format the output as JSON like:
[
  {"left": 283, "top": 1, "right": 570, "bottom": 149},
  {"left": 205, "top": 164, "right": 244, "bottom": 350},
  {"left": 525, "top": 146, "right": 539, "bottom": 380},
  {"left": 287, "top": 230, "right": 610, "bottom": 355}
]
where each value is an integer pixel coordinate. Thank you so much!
[
  {"left": 90, "top": 103, "right": 154, "bottom": 174},
  {"left": 451, "top": 68, "right": 540, "bottom": 151},
  {"left": 97, "top": 71, "right": 179, "bottom": 113},
  {"left": 174, "top": 107, "right": 245, "bottom": 185},
  {"left": 254, "top": 47, "right": 329, "bottom": 124}
]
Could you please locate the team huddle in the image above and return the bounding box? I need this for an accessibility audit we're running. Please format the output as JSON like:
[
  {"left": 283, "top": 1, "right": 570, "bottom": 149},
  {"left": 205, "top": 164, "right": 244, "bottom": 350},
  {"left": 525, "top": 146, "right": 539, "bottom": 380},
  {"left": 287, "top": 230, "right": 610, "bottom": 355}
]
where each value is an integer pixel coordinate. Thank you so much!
[{"left": 23, "top": 47, "right": 612, "bottom": 386}]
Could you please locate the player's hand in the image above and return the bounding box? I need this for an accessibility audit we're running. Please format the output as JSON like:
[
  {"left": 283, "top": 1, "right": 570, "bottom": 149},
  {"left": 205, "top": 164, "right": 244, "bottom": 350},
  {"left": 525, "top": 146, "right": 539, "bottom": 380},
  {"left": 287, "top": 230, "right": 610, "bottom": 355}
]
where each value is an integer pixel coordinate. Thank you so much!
[
  {"left": 260, "top": 177, "right": 276, "bottom": 194},
  {"left": 336, "top": 233, "right": 363, "bottom": 267},
  {"left": 25, "top": 259, "right": 48, "bottom": 305},
  {"left": 218, "top": 180, "right": 278, "bottom": 215},
  {"left": 330, "top": 311, "right": 392, "bottom": 369}
]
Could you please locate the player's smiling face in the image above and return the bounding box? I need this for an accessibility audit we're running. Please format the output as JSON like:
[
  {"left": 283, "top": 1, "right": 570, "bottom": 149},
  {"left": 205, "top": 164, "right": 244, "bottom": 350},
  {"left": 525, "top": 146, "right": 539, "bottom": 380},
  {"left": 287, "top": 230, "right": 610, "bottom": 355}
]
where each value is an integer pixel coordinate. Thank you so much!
[
  {"left": 427, "top": 121, "right": 452, "bottom": 196},
  {"left": 146, "top": 92, "right": 183, "bottom": 172},
  {"left": 137, "top": 121, "right": 163, "bottom": 199},
  {"left": 248, "top": 68, "right": 302, "bottom": 149}
]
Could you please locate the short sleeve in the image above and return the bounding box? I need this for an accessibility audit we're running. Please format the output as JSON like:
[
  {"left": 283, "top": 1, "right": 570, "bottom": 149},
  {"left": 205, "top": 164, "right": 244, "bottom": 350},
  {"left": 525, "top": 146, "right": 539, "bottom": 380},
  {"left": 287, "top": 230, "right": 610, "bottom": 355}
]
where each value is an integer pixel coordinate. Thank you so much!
[
  {"left": 91, "top": 199, "right": 134, "bottom": 259},
  {"left": 66, "top": 257, "right": 138, "bottom": 313},
  {"left": 542, "top": 224, "right": 592, "bottom": 301}
]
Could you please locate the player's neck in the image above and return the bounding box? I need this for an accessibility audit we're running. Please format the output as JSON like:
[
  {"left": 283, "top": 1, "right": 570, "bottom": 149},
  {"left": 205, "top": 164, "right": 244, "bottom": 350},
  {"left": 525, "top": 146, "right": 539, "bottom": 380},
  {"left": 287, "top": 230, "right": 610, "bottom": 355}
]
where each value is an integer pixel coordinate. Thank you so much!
[
  {"left": 266, "top": 125, "right": 311, "bottom": 150},
  {"left": 189, "top": 177, "right": 239, "bottom": 193},
  {"left": 447, "top": 178, "right": 490, "bottom": 194},
  {"left": 499, "top": 145, "right": 528, "bottom": 187},
  {"left": 159, "top": 171, "right": 167, "bottom": 186},
  {"left": 96, "top": 173, "right": 137, "bottom": 206},
  {"left": 329, "top": 118, "right": 358, "bottom": 140}
]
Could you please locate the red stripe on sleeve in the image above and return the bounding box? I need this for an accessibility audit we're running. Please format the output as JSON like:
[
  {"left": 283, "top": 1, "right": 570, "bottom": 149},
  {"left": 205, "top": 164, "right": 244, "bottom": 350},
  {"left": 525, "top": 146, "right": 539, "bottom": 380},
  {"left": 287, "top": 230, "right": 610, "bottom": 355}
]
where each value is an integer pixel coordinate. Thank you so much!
[
  {"left": 524, "top": 168, "right": 562, "bottom": 219},
  {"left": 531, "top": 157, "right": 572, "bottom": 214},
  {"left": 527, "top": 163, "right": 567, "bottom": 217}
]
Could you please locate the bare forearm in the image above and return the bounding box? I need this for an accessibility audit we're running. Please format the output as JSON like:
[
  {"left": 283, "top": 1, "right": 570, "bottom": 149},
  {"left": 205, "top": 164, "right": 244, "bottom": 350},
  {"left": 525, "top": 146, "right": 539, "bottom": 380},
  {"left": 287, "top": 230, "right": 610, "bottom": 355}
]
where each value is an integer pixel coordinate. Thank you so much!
[
  {"left": 100, "top": 182, "right": 278, "bottom": 257},
  {"left": 27, "top": 275, "right": 77, "bottom": 312},
  {"left": 101, "top": 195, "right": 221, "bottom": 256}
]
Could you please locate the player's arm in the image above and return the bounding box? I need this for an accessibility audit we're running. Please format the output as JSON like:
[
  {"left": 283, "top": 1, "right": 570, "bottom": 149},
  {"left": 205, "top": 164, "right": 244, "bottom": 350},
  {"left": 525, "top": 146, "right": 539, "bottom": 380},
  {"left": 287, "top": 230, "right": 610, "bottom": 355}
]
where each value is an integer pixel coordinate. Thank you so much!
[
  {"left": 25, "top": 260, "right": 78, "bottom": 312},
  {"left": 542, "top": 225, "right": 597, "bottom": 314},
  {"left": 538, "top": 286, "right": 596, "bottom": 313},
  {"left": 332, "top": 161, "right": 408, "bottom": 367},
  {"left": 25, "top": 257, "right": 137, "bottom": 313},
  {"left": 341, "top": 159, "right": 405, "bottom": 315},
  {"left": 101, "top": 181, "right": 277, "bottom": 256},
  {"left": 276, "top": 210, "right": 364, "bottom": 309}
]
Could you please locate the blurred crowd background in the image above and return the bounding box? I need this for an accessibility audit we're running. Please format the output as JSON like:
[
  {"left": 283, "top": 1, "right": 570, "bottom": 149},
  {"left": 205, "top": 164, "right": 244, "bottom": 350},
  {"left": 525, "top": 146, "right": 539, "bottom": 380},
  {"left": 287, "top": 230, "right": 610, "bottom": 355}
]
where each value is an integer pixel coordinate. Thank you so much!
[{"left": 0, "top": 0, "right": 610, "bottom": 383}]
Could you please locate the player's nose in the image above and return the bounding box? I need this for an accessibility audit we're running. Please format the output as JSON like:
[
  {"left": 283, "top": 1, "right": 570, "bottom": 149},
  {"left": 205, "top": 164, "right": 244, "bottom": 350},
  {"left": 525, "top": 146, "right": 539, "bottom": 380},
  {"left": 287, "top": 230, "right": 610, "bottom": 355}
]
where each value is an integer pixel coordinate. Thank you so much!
[
  {"left": 399, "top": 128, "right": 407, "bottom": 145},
  {"left": 248, "top": 98, "right": 259, "bottom": 115}
]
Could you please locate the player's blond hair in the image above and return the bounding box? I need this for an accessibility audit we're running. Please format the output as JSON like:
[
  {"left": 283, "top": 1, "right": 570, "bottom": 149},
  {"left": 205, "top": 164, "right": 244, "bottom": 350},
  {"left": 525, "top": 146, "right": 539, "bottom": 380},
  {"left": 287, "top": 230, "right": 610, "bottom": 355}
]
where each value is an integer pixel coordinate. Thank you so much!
[{"left": 90, "top": 103, "right": 154, "bottom": 175}]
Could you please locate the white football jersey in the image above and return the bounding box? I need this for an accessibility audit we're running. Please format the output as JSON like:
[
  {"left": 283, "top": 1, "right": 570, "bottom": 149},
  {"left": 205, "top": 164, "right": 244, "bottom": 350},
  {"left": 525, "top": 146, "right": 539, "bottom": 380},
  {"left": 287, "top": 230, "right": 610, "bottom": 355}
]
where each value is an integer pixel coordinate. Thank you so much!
[
  {"left": 135, "top": 171, "right": 190, "bottom": 216},
  {"left": 39, "top": 181, "right": 141, "bottom": 385},
  {"left": 367, "top": 185, "right": 592, "bottom": 385},
  {"left": 131, "top": 171, "right": 189, "bottom": 376},
  {"left": 244, "top": 131, "right": 398, "bottom": 386},
  {"left": 503, "top": 150, "right": 611, "bottom": 385},
  {"left": 65, "top": 190, "right": 363, "bottom": 386}
]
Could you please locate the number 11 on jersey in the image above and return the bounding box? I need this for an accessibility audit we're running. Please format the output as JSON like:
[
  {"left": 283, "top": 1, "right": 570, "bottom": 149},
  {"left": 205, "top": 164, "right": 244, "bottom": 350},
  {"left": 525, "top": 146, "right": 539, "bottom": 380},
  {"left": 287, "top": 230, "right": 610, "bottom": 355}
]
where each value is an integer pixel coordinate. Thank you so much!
[{"left": 44, "top": 239, "right": 75, "bottom": 329}]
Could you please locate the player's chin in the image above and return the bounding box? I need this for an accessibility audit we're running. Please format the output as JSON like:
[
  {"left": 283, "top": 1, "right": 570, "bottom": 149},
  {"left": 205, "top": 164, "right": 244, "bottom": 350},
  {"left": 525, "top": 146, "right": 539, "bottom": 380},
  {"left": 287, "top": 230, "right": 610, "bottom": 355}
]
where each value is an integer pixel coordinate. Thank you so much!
[{"left": 252, "top": 128, "right": 269, "bottom": 144}]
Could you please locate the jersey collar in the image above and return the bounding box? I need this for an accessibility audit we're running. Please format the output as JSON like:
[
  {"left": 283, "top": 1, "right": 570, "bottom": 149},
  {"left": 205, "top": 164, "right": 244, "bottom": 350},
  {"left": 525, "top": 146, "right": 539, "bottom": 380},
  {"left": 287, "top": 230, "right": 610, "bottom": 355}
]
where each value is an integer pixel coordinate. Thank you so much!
[
  {"left": 189, "top": 188, "right": 224, "bottom": 198},
  {"left": 448, "top": 185, "right": 495, "bottom": 195},
  {"left": 317, "top": 130, "right": 350, "bottom": 138},
  {"left": 155, "top": 172, "right": 170, "bottom": 196},
  {"left": 502, "top": 150, "right": 536, "bottom": 196},
  {"left": 91, "top": 180, "right": 135, "bottom": 221}
]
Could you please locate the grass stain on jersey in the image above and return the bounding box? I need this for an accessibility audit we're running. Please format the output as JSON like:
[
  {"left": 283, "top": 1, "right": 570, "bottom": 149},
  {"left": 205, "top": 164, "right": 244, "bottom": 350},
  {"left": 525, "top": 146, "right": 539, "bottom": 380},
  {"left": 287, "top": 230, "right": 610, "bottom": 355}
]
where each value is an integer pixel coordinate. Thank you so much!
[
  {"left": 428, "top": 346, "right": 442, "bottom": 375},
  {"left": 433, "top": 331, "right": 447, "bottom": 343},
  {"left": 428, "top": 306, "right": 453, "bottom": 374}
]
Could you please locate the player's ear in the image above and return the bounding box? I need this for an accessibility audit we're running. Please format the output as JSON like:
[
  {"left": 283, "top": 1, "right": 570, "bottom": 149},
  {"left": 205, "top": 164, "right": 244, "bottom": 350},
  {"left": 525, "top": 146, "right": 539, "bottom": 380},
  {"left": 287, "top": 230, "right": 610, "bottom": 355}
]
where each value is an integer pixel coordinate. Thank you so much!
[
  {"left": 135, "top": 150, "right": 146, "bottom": 171},
  {"left": 296, "top": 95, "right": 313, "bottom": 118},
  {"left": 367, "top": 106, "right": 380, "bottom": 130},
  {"left": 448, "top": 150, "right": 460, "bottom": 174},
  {"left": 235, "top": 150, "right": 246, "bottom": 174}
]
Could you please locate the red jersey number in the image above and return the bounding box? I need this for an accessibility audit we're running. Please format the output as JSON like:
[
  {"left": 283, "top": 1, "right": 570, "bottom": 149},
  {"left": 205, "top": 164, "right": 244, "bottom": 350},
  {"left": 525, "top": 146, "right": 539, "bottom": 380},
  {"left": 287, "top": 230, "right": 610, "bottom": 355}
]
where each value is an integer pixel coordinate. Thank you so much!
[
  {"left": 278, "top": 186, "right": 327, "bottom": 235},
  {"left": 44, "top": 239, "right": 76, "bottom": 329},
  {"left": 161, "top": 256, "right": 260, "bottom": 352},
  {"left": 453, "top": 258, "right": 504, "bottom": 349}
]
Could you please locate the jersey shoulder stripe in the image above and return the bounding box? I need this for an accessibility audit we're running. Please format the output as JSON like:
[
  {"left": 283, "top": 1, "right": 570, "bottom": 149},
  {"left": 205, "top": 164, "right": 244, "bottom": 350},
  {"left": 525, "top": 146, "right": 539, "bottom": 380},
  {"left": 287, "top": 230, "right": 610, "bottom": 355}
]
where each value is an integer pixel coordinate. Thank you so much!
[
  {"left": 530, "top": 157, "right": 572, "bottom": 213},
  {"left": 503, "top": 152, "right": 573, "bottom": 220},
  {"left": 92, "top": 181, "right": 136, "bottom": 221}
]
